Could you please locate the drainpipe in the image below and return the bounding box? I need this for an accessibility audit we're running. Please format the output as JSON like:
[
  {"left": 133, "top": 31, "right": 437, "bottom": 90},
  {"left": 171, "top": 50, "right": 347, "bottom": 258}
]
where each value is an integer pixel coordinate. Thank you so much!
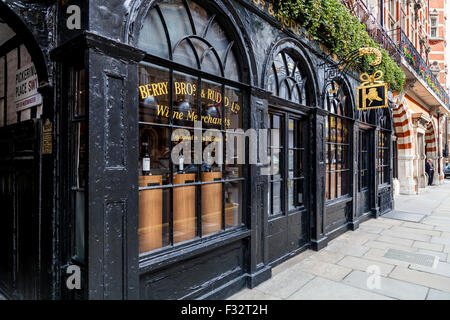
[
  {"left": 438, "top": 113, "right": 441, "bottom": 175},
  {"left": 380, "top": 0, "right": 384, "bottom": 28}
]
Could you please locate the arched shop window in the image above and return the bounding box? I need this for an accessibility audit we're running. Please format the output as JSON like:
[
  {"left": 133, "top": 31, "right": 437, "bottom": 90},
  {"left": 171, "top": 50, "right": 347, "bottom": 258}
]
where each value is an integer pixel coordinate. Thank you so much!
[
  {"left": 136, "top": 0, "right": 244, "bottom": 255},
  {"left": 265, "top": 48, "right": 311, "bottom": 217},
  {"left": 324, "top": 81, "right": 352, "bottom": 200},
  {"left": 377, "top": 108, "right": 391, "bottom": 185},
  {"left": 267, "top": 51, "right": 310, "bottom": 105}
]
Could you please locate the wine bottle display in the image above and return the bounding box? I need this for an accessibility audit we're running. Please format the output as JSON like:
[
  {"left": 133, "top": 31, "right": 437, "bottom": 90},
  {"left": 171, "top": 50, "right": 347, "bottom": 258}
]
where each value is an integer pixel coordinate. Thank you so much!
[{"left": 142, "top": 142, "right": 151, "bottom": 176}]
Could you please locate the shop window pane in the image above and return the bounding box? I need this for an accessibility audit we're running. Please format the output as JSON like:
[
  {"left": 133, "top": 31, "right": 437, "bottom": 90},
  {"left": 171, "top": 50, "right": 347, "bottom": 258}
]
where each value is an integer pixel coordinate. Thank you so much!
[
  {"left": 0, "top": 99, "right": 4, "bottom": 127},
  {"left": 342, "top": 145, "right": 349, "bottom": 170},
  {"left": 337, "top": 118, "right": 342, "bottom": 143},
  {"left": 173, "top": 183, "right": 197, "bottom": 244},
  {"left": 337, "top": 171, "right": 342, "bottom": 198},
  {"left": 330, "top": 171, "right": 336, "bottom": 200},
  {"left": 271, "top": 179, "right": 282, "bottom": 215},
  {"left": 202, "top": 128, "right": 222, "bottom": 174},
  {"left": 326, "top": 166, "right": 330, "bottom": 200},
  {"left": 289, "top": 149, "right": 294, "bottom": 171},
  {"left": 330, "top": 116, "right": 336, "bottom": 143},
  {"left": 193, "top": 39, "right": 221, "bottom": 76},
  {"left": 74, "top": 191, "right": 85, "bottom": 263},
  {"left": 201, "top": 80, "right": 222, "bottom": 129},
  {"left": 173, "top": 41, "right": 198, "bottom": 69},
  {"left": 204, "top": 21, "right": 227, "bottom": 56},
  {"left": 173, "top": 71, "right": 198, "bottom": 127},
  {"left": 187, "top": 0, "right": 211, "bottom": 35},
  {"left": 138, "top": 8, "right": 170, "bottom": 59},
  {"left": 139, "top": 64, "right": 170, "bottom": 124},
  {"left": 279, "top": 80, "right": 290, "bottom": 100},
  {"left": 172, "top": 129, "right": 198, "bottom": 182},
  {"left": 74, "top": 122, "right": 87, "bottom": 189},
  {"left": 139, "top": 125, "right": 171, "bottom": 184},
  {"left": 342, "top": 171, "right": 349, "bottom": 196},
  {"left": 160, "top": 0, "right": 193, "bottom": 46},
  {"left": 139, "top": 184, "right": 169, "bottom": 253},
  {"left": 289, "top": 119, "right": 294, "bottom": 148},
  {"left": 224, "top": 86, "right": 243, "bottom": 130},
  {"left": 384, "top": 166, "right": 390, "bottom": 184},
  {"left": 225, "top": 181, "right": 242, "bottom": 228},
  {"left": 288, "top": 172, "right": 294, "bottom": 211},
  {"left": 336, "top": 145, "right": 342, "bottom": 170},
  {"left": 74, "top": 69, "right": 85, "bottom": 116},
  {"left": 268, "top": 65, "right": 277, "bottom": 95},
  {"left": 202, "top": 171, "right": 222, "bottom": 236},
  {"left": 223, "top": 50, "right": 240, "bottom": 82}
]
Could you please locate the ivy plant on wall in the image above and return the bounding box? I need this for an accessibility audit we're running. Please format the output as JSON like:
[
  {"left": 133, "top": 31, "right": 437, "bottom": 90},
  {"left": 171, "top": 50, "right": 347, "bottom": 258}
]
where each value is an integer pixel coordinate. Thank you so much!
[{"left": 273, "top": 0, "right": 405, "bottom": 93}]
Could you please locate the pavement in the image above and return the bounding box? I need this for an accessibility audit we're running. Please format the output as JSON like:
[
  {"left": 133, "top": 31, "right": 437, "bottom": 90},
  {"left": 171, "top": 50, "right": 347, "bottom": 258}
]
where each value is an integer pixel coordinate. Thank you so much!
[{"left": 228, "top": 180, "right": 450, "bottom": 300}]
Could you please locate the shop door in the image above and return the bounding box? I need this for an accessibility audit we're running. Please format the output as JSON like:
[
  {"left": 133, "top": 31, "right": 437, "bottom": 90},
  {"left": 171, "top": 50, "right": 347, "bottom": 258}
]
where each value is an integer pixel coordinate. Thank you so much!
[
  {"left": 358, "top": 129, "right": 371, "bottom": 215},
  {"left": 0, "top": 120, "right": 40, "bottom": 299},
  {"left": 266, "top": 111, "right": 309, "bottom": 265}
]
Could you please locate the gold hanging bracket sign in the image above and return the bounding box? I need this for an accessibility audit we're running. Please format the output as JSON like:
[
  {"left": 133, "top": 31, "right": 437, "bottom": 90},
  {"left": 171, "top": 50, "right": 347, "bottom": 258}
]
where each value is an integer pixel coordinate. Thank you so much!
[{"left": 357, "top": 47, "right": 388, "bottom": 110}]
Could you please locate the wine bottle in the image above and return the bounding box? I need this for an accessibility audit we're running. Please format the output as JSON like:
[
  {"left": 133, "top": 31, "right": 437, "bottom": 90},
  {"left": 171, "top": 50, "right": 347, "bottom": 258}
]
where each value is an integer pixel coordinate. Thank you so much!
[
  {"left": 142, "top": 142, "right": 151, "bottom": 176},
  {"left": 178, "top": 152, "right": 184, "bottom": 174}
]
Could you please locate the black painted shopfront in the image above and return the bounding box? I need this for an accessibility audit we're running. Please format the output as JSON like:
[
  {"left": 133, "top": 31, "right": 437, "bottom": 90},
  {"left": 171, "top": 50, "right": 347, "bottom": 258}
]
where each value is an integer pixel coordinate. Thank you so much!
[{"left": 0, "top": 0, "right": 394, "bottom": 300}]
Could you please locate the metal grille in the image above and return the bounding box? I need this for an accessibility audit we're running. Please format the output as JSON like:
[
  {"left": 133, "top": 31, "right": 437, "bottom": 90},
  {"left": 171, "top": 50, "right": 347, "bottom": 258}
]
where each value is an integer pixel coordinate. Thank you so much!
[{"left": 384, "top": 249, "right": 436, "bottom": 267}]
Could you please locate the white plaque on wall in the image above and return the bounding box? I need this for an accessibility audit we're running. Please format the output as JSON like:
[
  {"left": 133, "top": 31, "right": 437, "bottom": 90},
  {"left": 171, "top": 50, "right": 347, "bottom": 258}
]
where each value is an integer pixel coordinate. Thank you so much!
[{"left": 15, "top": 63, "right": 42, "bottom": 111}]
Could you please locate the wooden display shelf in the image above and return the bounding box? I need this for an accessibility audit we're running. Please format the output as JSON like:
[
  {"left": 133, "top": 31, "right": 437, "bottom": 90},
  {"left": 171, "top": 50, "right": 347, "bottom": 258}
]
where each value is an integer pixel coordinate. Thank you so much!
[
  {"left": 173, "top": 173, "right": 196, "bottom": 244},
  {"left": 201, "top": 171, "right": 222, "bottom": 236},
  {"left": 139, "top": 175, "right": 163, "bottom": 253}
]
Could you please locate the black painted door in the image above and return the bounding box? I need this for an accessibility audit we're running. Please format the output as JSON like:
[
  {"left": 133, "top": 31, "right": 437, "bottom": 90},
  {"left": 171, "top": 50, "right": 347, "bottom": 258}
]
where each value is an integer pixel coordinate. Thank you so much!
[
  {"left": 358, "top": 129, "right": 371, "bottom": 215},
  {"left": 267, "top": 111, "right": 309, "bottom": 265},
  {"left": 0, "top": 121, "right": 39, "bottom": 299}
]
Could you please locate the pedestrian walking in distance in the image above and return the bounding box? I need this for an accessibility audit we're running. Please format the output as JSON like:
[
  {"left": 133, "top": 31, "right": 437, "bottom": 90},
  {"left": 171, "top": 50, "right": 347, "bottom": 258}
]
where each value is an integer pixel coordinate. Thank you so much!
[{"left": 425, "top": 159, "right": 434, "bottom": 186}]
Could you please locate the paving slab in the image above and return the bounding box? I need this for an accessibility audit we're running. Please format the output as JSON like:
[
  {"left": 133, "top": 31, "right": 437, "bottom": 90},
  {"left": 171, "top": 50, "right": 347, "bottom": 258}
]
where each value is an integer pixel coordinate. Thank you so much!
[
  {"left": 382, "top": 210, "right": 426, "bottom": 222},
  {"left": 271, "top": 250, "right": 314, "bottom": 276},
  {"left": 358, "top": 225, "right": 385, "bottom": 234},
  {"left": 426, "top": 289, "right": 450, "bottom": 300},
  {"left": 434, "top": 225, "right": 450, "bottom": 232},
  {"left": 390, "top": 226, "right": 441, "bottom": 237},
  {"left": 376, "top": 235, "right": 415, "bottom": 247},
  {"left": 227, "top": 288, "right": 282, "bottom": 300},
  {"left": 324, "top": 240, "right": 369, "bottom": 257},
  {"left": 288, "top": 277, "right": 392, "bottom": 300},
  {"left": 409, "top": 261, "right": 450, "bottom": 278},
  {"left": 430, "top": 236, "right": 450, "bottom": 246},
  {"left": 292, "top": 257, "right": 352, "bottom": 281},
  {"left": 343, "top": 270, "right": 428, "bottom": 300},
  {"left": 401, "top": 221, "right": 435, "bottom": 230},
  {"left": 381, "top": 229, "right": 431, "bottom": 242},
  {"left": 413, "top": 241, "right": 444, "bottom": 252},
  {"left": 307, "top": 249, "right": 345, "bottom": 264},
  {"left": 365, "top": 240, "right": 417, "bottom": 253},
  {"left": 337, "top": 256, "right": 395, "bottom": 276},
  {"left": 254, "top": 267, "right": 315, "bottom": 299},
  {"left": 389, "top": 266, "right": 450, "bottom": 293}
]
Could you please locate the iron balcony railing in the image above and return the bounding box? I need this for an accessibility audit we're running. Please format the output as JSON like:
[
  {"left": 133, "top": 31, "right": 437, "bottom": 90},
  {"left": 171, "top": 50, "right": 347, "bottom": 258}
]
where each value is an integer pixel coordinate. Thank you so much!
[
  {"left": 389, "top": 27, "right": 449, "bottom": 107},
  {"left": 343, "top": 0, "right": 449, "bottom": 108}
]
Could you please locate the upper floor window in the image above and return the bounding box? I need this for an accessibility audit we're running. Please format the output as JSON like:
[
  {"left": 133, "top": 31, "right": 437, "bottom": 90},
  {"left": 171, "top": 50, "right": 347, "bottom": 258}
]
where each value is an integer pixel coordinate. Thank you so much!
[
  {"left": 267, "top": 51, "right": 310, "bottom": 105},
  {"left": 430, "top": 17, "right": 437, "bottom": 38}
]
